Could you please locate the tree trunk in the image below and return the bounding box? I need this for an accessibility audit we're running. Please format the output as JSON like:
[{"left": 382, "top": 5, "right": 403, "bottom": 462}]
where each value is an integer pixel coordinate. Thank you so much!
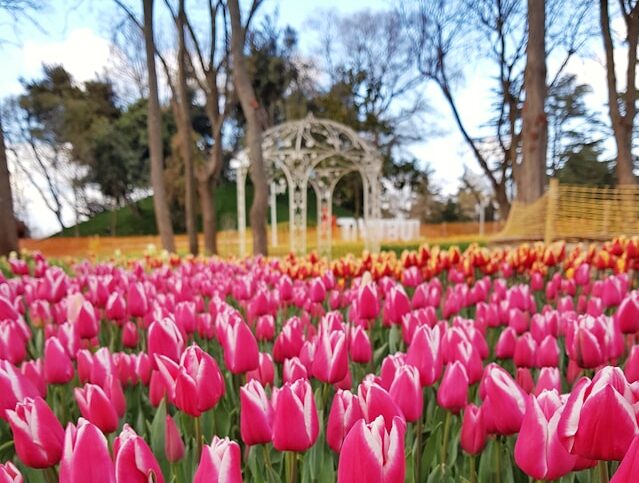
[
  {"left": 177, "top": 0, "right": 198, "bottom": 255},
  {"left": 143, "top": 0, "right": 175, "bottom": 253},
  {"left": 198, "top": 176, "right": 217, "bottom": 255},
  {"left": 0, "top": 115, "right": 18, "bottom": 256},
  {"left": 495, "top": 183, "right": 511, "bottom": 220},
  {"left": 600, "top": 0, "right": 638, "bottom": 185},
  {"left": 519, "top": 0, "right": 547, "bottom": 203},
  {"left": 228, "top": 0, "right": 268, "bottom": 256}
]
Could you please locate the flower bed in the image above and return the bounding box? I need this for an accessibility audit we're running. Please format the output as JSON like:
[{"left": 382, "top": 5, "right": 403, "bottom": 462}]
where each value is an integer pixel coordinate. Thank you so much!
[{"left": 0, "top": 238, "right": 638, "bottom": 482}]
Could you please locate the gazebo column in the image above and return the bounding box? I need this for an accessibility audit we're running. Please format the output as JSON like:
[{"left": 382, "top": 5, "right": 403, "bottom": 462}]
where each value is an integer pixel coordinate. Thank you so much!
[
  {"left": 311, "top": 170, "right": 341, "bottom": 259},
  {"left": 288, "top": 172, "right": 308, "bottom": 255}
]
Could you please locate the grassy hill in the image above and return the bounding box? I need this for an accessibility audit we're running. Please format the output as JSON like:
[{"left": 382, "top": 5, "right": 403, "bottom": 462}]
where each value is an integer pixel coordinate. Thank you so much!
[{"left": 57, "top": 181, "right": 354, "bottom": 237}]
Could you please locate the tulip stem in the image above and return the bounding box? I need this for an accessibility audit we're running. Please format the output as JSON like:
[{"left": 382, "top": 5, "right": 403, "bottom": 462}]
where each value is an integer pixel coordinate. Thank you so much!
[
  {"left": 415, "top": 413, "right": 423, "bottom": 483},
  {"left": 598, "top": 460, "right": 609, "bottom": 483},
  {"left": 468, "top": 455, "right": 476, "bottom": 483},
  {"left": 285, "top": 451, "right": 297, "bottom": 483},
  {"left": 43, "top": 467, "right": 57, "bottom": 483},
  {"left": 440, "top": 410, "right": 452, "bottom": 465},
  {"left": 494, "top": 438, "right": 501, "bottom": 483},
  {"left": 194, "top": 415, "right": 203, "bottom": 455}
]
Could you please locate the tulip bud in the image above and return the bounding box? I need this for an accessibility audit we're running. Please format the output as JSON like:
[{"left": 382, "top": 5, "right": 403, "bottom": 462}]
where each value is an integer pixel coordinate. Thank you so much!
[
  {"left": 255, "top": 315, "right": 275, "bottom": 341},
  {"left": 6, "top": 397, "right": 64, "bottom": 468},
  {"left": 481, "top": 364, "right": 527, "bottom": 435},
  {"left": 114, "top": 425, "right": 164, "bottom": 483},
  {"left": 437, "top": 361, "right": 469, "bottom": 413},
  {"left": 0, "top": 462, "right": 23, "bottom": 482},
  {"left": 349, "top": 326, "right": 372, "bottom": 363},
  {"left": 126, "top": 282, "right": 148, "bottom": 318},
  {"left": 312, "top": 329, "right": 348, "bottom": 384},
  {"left": 74, "top": 383, "right": 120, "bottom": 434},
  {"left": 326, "top": 389, "right": 364, "bottom": 453},
  {"left": 617, "top": 292, "right": 639, "bottom": 334},
  {"left": 148, "top": 317, "right": 184, "bottom": 364},
  {"left": 0, "top": 360, "right": 40, "bottom": 420},
  {"left": 121, "top": 322, "right": 138, "bottom": 348},
  {"left": 240, "top": 380, "right": 272, "bottom": 446},
  {"left": 220, "top": 317, "right": 259, "bottom": 374},
  {"left": 356, "top": 284, "right": 379, "bottom": 320},
  {"left": 165, "top": 415, "right": 185, "bottom": 463},
  {"left": 358, "top": 379, "right": 405, "bottom": 431},
  {"left": 611, "top": 433, "right": 639, "bottom": 482},
  {"left": 194, "top": 436, "right": 242, "bottom": 483},
  {"left": 337, "top": 416, "right": 405, "bottom": 483},
  {"left": 59, "top": 418, "right": 115, "bottom": 483},
  {"left": 389, "top": 364, "right": 423, "bottom": 422},
  {"left": 272, "top": 379, "right": 319, "bottom": 451},
  {"left": 406, "top": 324, "right": 443, "bottom": 386},
  {"left": 460, "top": 404, "right": 486, "bottom": 455},
  {"left": 44, "top": 336, "right": 74, "bottom": 384}
]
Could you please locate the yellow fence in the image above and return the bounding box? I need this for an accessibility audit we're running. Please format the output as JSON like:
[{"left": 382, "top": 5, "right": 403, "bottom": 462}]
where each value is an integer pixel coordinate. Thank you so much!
[{"left": 495, "top": 180, "right": 639, "bottom": 243}]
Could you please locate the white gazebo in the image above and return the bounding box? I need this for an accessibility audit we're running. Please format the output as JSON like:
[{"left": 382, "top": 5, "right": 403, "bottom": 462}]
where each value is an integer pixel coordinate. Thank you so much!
[{"left": 231, "top": 114, "right": 383, "bottom": 257}]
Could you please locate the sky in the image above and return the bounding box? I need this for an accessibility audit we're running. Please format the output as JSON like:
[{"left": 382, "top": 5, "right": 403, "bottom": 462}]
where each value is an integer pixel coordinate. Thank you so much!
[{"left": 0, "top": 0, "right": 621, "bottom": 237}]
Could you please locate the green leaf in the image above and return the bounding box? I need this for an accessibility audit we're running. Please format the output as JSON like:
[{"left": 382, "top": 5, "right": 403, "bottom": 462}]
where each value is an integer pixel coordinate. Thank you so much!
[
  {"left": 389, "top": 325, "right": 400, "bottom": 353},
  {"left": 149, "top": 399, "right": 169, "bottom": 477},
  {"left": 421, "top": 421, "right": 442, "bottom": 473}
]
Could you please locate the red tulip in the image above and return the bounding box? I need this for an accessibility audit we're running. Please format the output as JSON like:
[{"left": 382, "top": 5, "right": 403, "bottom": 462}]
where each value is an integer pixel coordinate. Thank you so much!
[
  {"left": 514, "top": 392, "right": 576, "bottom": 480},
  {"left": 272, "top": 379, "right": 319, "bottom": 451},
  {"left": 194, "top": 436, "right": 243, "bottom": 483},
  {"left": 6, "top": 397, "right": 64, "bottom": 468},
  {"left": 59, "top": 418, "right": 115, "bottom": 483},
  {"left": 388, "top": 364, "right": 423, "bottom": 421},
  {"left": 437, "top": 361, "right": 469, "bottom": 413},
  {"left": 481, "top": 364, "right": 527, "bottom": 435},
  {"left": 165, "top": 415, "right": 185, "bottom": 463},
  {"left": 312, "top": 329, "right": 348, "bottom": 384},
  {"left": 558, "top": 366, "right": 638, "bottom": 460},
  {"left": 460, "top": 403, "right": 486, "bottom": 455},
  {"left": 114, "top": 424, "right": 164, "bottom": 483},
  {"left": 240, "top": 380, "right": 272, "bottom": 446},
  {"left": 611, "top": 433, "right": 639, "bottom": 483},
  {"left": 0, "top": 462, "right": 23, "bottom": 482},
  {"left": 327, "top": 389, "right": 364, "bottom": 453},
  {"left": 148, "top": 317, "right": 184, "bottom": 364},
  {"left": 0, "top": 360, "right": 40, "bottom": 419},
  {"left": 74, "top": 383, "right": 120, "bottom": 434},
  {"left": 44, "top": 336, "right": 74, "bottom": 384},
  {"left": 337, "top": 415, "right": 406, "bottom": 483}
]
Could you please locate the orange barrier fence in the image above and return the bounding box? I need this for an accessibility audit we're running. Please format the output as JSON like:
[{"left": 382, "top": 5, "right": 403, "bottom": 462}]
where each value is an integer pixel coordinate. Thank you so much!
[{"left": 19, "top": 221, "right": 501, "bottom": 259}]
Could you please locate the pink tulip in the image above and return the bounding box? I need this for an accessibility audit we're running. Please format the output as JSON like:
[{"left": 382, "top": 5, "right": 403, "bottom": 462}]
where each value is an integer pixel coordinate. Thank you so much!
[
  {"left": 535, "top": 367, "right": 561, "bottom": 395},
  {"left": 312, "top": 329, "right": 348, "bottom": 384},
  {"left": 514, "top": 392, "right": 576, "bottom": 480},
  {"left": 255, "top": 315, "right": 275, "bottom": 341},
  {"left": 122, "top": 322, "right": 138, "bottom": 348},
  {"left": 516, "top": 367, "right": 535, "bottom": 393},
  {"left": 514, "top": 333, "right": 537, "bottom": 368},
  {"left": 20, "top": 359, "right": 46, "bottom": 397},
  {"left": 175, "top": 301, "right": 196, "bottom": 334},
  {"left": 327, "top": 389, "right": 364, "bottom": 453},
  {"left": 282, "top": 357, "right": 308, "bottom": 383},
  {"left": 106, "top": 292, "right": 126, "bottom": 322},
  {"left": 558, "top": 366, "right": 638, "bottom": 460},
  {"left": 625, "top": 345, "right": 639, "bottom": 383},
  {"left": 155, "top": 345, "right": 225, "bottom": 417},
  {"left": 388, "top": 364, "right": 423, "bottom": 421},
  {"left": 240, "top": 380, "right": 272, "bottom": 446},
  {"left": 246, "top": 352, "right": 275, "bottom": 386},
  {"left": 358, "top": 379, "right": 405, "bottom": 431},
  {"left": 0, "top": 360, "right": 40, "bottom": 419},
  {"left": 617, "top": 292, "right": 639, "bottom": 334},
  {"left": 74, "top": 383, "right": 120, "bottom": 434},
  {"left": 272, "top": 379, "right": 319, "bottom": 451},
  {"left": 75, "top": 301, "right": 99, "bottom": 339},
  {"left": 349, "top": 325, "right": 372, "bottom": 363},
  {"left": 481, "top": 364, "right": 527, "bottom": 435},
  {"left": 165, "top": 415, "right": 185, "bottom": 463},
  {"left": 611, "top": 433, "right": 639, "bottom": 482},
  {"left": 405, "top": 324, "right": 443, "bottom": 386},
  {"left": 357, "top": 283, "right": 380, "bottom": 320},
  {"left": 537, "top": 335, "right": 560, "bottom": 367},
  {"left": 273, "top": 319, "right": 305, "bottom": 362},
  {"left": 59, "top": 418, "right": 115, "bottom": 483},
  {"left": 220, "top": 317, "right": 259, "bottom": 374},
  {"left": 0, "top": 462, "right": 23, "bottom": 483},
  {"left": 460, "top": 403, "right": 486, "bottom": 455},
  {"left": 337, "top": 415, "right": 406, "bottom": 483},
  {"left": 384, "top": 285, "right": 411, "bottom": 325},
  {"left": 44, "top": 336, "right": 74, "bottom": 384},
  {"left": 126, "top": 282, "right": 148, "bottom": 318},
  {"left": 148, "top": 317, "right": 184, "bottom": 364},
  {"left": 194, "top": 436, "right": 243, "bottom": 483},
  {"left": 114, "top": 424, "right": 164, "bottom": 483},
  {"left": 6, "top": 397, "right": 64, "bottom": 468},
  {"left": 437, "top": 361, "right": 469, "bottom": 413}
]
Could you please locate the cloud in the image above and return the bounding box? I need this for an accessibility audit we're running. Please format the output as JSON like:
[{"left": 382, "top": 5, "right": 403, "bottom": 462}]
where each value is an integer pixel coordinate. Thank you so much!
[{"left": 20, "top": 27, "right": 111, "bottom": 84}]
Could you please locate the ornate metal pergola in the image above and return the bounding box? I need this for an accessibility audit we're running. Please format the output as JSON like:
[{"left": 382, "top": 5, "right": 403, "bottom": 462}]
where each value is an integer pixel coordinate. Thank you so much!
[{"left": 231, "top": 114, "right": 383, "bottom": 257}]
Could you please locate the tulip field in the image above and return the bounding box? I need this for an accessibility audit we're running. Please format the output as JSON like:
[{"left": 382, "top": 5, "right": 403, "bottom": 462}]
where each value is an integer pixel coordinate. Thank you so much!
[{"left": 2, "top": 239, "right": 639, "bottom": 482}]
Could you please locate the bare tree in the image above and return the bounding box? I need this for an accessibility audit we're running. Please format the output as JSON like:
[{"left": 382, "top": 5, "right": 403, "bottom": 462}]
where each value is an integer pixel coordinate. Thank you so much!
[
  {"left": 143, "top": 0, "right": 176, "bottom": 252},
  {"left": 519, "top": 0, "right": 547, "bottom": 202},
  {"left": 228, "top": 0, "right": 268, "bottom": 255},
  {"left": 600, "top": 0, "right": 639, "bottom": 185}
]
